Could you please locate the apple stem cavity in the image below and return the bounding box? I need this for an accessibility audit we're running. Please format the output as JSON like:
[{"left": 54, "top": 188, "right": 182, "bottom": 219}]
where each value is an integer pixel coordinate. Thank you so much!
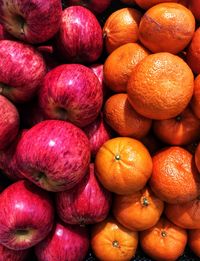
[{"left": 15, "top": 229, "right": 29, "bottom": 236}]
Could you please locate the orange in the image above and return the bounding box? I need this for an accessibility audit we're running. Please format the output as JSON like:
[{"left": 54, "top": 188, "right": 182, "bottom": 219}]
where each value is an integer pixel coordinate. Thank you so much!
[
  {"left": 153, "top": 107, "right": 200, "bottom": 145},
  {"left": 104, "top": 43, "right": 149, "bottom": 92},
  {"left": 104, "top": 93, "right": 152, "bottom": 139},
  {"left": 103, "top": 8, "right": 142, "bottom": 54},
  {"left": 127, "top": 52, "right": 194, "bottom": 120},
  {"left": 113, "top": 186, "right": 164, "bottom": 231},
  {"left": 188, "top": 229, "right": 200, "bottom": 257},
  {"left": 135, "top": 0, "right": 178, "bottom": 9},
  {"left": 91, "top": 217, "right": 138, "bottom": 261},
  {"left": 188, "top": 0, "right": 200, "bottom": 21},
  {"left": 139, "top": 3, "right": 195, "bottom": 54},
  {"left": 195, "top": 142, "right": 200, "bottom": 172},
  {"left": 165, "top": 197, "right": 200, "bottom": 229},
  {"left": 140, "top": 217, "right": 188, "bottom": 261},
  {"left": 191, "top": 75, "right": 200, "bottom": 119},
  {"left": 95, "top": 137, "right": 153, "bottom": 195},
  {"left": 150, "top": 146, "right": 200, "bottom": 204},
  {"left": 187, "top": 28, "right": 200, "bottom": 74}
]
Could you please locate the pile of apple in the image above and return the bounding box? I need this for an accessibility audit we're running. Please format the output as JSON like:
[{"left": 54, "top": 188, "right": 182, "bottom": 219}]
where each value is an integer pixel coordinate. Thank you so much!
[{"left": 0, "top": 0, "right": 116, "bottom": 260}]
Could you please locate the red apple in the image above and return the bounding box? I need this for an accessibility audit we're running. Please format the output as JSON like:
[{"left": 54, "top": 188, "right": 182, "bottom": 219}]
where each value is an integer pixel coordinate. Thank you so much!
[
  {"left": 39, "top": 64, "right": 103, "bottom": 128},
  {"left": 83, "top": 114, "right": 112, "bottom": 158},
  {"left": 0, "top": 0, "right": 62, "bottom": 44},
  {"left": 0, "top": 95, "right": 19, "bottom": 150},
  {"left": 56, "top": 6, "right": 103, "bottom": 63},
  {"left": 16, "top": 120, "right": 90, "bottom": 192},
  {"left": 90, "top": 64, "right": 112, "bottom": 102},
  {"left": 56, "top": 164, "right": 112, "bottom": 225},
  {"left": 0, "top": 24, "right": 14, "bottom": 40},
  {"left": 0, "top": 244, "right": 30, "bottom": 261},
  {"left": 0, "top": 180, "right": 54, "bottom": 250},
  {"left": 35, "top": 222, "right": 89, "bottom": 261},
  {"left": 0, "top": 40, "right": 46, "bottom": 103},
  {"left": 67, "top": 0, "right": 112, "bottom": 14},
  {"left": 0, "top": 130, "right": 27, "bottom": 181}
]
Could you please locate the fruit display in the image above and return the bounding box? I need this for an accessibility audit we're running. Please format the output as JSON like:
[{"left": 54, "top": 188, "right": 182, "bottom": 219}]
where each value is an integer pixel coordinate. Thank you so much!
[{"left": 1, "top": 0, "right": 200, "bottom": 260}]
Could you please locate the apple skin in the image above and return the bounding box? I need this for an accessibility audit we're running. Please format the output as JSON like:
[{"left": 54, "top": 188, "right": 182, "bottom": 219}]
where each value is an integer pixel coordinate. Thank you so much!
[
  {"left": 0, "top": 130, "right": 27, "bottom": 181},
  {"left": 0, "top": 40, "right": 46, "bottom": 103},
  {"left": 0, "top": 95, "right": 19, "bottom": 150},
  {"left": 35, "top": 221, "right": 89, "bottom": 261},
  {"left": 0, "top": 244, "right": 30, "bottom": 261},
  {"left": 67, "top": 0, "right": 112, "bottom": 14},
  {"left": 16, "top": 120, "right": 91, "bottom": 192},
  {"left": 0, "top": 0, "right": 62, "bottom": 44},
  {"left": 83, "top": 114, "right": 112, "bottom": 158},
  {"left": 39, "top": 64, "right": 103, "bottom": 128},
  {"left": 0, "top": 180, "right": 54, "bottom": 250},
  {"left": 56, "top": 6, "right": 103, "bottom": 63},
  {"left": 56, "top": 164, "right": 112, "bottom": 225},
  {"left": 0, "top": 24, "right": 14, "bottom": 40}
]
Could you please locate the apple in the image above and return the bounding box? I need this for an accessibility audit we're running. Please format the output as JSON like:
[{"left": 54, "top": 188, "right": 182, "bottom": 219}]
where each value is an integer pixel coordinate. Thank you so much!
[
  {"left": 0, "top": 180, "right": 54, "bottom": 250},
  {"left": 67, "top": 0, "right": 112, "bottom": 14},
  {"left": 0, "top": 0, "right": 62, "bottom": 44},
  {"left": 35, "top": 221, "right": 89, "bottom": 261},
  {"left": 38, "top": 64, "right": 103, "bottom": 128},
  {"left": 0, "top": 40, "right": 46, "bottom": 103},
  {"left": 0, "top": 130, "right": 27, "bottom": 181},
  {"left": 56, "top": 164, "right": 112, "bottom": 225},
  {"left": 83, "top": 114, "right": 112, "bottom": 158},
  {"left": 0, "top": 24, "right": 14, "bottom": 40},
  {"left": 90, "top": 64, "right": 112, "bottom": 102},
  {"left": 56, "top": 6, "right": 103, "bottom": 63},
  {"left": 16, "top": 120, "right": 90, "bottom": 192},
  {"left": 0, "top": 243, "right": 30, "bottom": 261},
  {"left": 0, "top": 95, "right": 19, "bottom": 150}
]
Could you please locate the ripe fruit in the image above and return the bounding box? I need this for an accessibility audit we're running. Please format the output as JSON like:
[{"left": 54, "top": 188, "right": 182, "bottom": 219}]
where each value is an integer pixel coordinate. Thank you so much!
[
  {"left": 165, "top": 197, "right": 200, "bottom": 229},
  {"left": 150, "top": 146, "right": 200, "bottom": 204},
  {"left": 194, "top": 143, "right": 200, "bottom": 172},
  {"left": 139, "top": 3, "right": 195, "bottom": 54},
  {"left": 187, "top": 28, "right": 200, "bottom": 74},
  {"left": 104, "top": 43, "right": 149, "bottom": 92},
  {"left": 103, "top": 8, "right": 142, "bottom": 54},
  {"left": 0, "top": 244, "right": 30, "bottom": 261},
  {"left": 153, "top": 107, "right": 200, "bottom": 145},
  {"left": 135, "top": 0, "right": 179, "bottom": 9},
  {"left": 67, "top": 0, "right": 111, "bottom": 13},
  {"left": 56, "top": 6, "right": 103, "bottom": 63},
  {"left": 0, "top": 95, "right": 19, "bottom": 150},
  {"left": 95, "top": 137, "right": 152, "bottom": 195},
  {"left": 91, "top": 217, "right": 138, "bottom": 261},
  {"left": 0, "top": 0, "right": 62, "bottom": 44},
  {"left": 16, "top": 120, "right": 90, "bottom": 192},
  {"left": 38, "top": 64, "right": 103, "bottom": 128},
  {"left": 56, "top": 164, "right": 112, "bottom": 225},
  {"left": 127, "top": 52, "right": 194, "bottom": 120},
  {"left": 188, "top": 0, "right": 200, "bottom": 21},
  {"left": 104, "top": 93, "right": 152, "bottom": 138},
  {"left": 0, "top": 40, "right": 46, "bottom": 103},
  {"left": 35, "top": 222, "right": 89, "bottom": 261},
  {"left": 188, "top": 229, "right": 200, "bottom": 257},
  {"left": 140, "top": 217, "right": 187, "bottom": 261},
  {"left": 113, "top": 186, "right": 164, "bottom": 231},
  {"left": 191, "top": 75, "right": 200, "bottom": 119},
  {"left": 0, "top": 180, "right": 54, "bottom": 250}
]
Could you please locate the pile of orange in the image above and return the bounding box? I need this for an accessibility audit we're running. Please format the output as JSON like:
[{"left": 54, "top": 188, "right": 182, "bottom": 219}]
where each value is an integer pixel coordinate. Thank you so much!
[{"left": 90, "top": 0, "right": 200, "bottom": 260}]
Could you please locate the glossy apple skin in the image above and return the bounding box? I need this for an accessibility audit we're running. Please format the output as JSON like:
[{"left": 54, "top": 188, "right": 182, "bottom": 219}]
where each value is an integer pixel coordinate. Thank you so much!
[
  {"left": 0, "top": 130, "right": 27, "bottom": 181},
  {"left": 0, "top": 0, "right": 62, "bottom": 44},
  {"left": 35, "top": 222, "right": 89, "bottom": 261},
  {"left": 0, "top": 95, "right": 19, "bottom": 150},
  {"left": 56, "top": 164, "right": 112, "bottom": 225},
  {"left": 0, "top": 40, "right": 46, "bottom": 103},
  {"left": 0, "top": 180, "right": 54, "bottom": 250},
  {"left": 0, "top": 244, "right": 30, "bottom": 261},
  {"left": 56, "top": 6, "right": 103, "bottom": 63},
  {"left": 16, "top": 120, "right": 91, "bottom": 192},
  {"left": 39, "top": 64, "right": 103, "bottom": 128},
  {"left": 83, "top": 114, "right": 112, "bottom": 158},
  {"left": 67, "top": 0, "right": 112, "bottom": 14}
]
